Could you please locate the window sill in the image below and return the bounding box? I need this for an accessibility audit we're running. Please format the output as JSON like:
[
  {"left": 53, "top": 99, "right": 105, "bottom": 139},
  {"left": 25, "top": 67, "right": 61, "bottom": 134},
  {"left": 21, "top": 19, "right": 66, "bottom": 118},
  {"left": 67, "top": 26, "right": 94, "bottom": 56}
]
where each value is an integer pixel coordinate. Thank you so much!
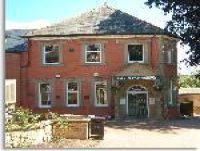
[
  {"left": 42, "top": 63, "right": 64, "bottom": 67},
  {"left": 65, "top": 105, "right": 80, "bottom": 108},
  {"left": 84, "top": 63, "right": 107, "bottom": 66},
  {"left": 95, "top": 105, "right": 108, "bottom": 108},
  {"left": 39, "top": 106, "right": 51, "bottom": 108}
]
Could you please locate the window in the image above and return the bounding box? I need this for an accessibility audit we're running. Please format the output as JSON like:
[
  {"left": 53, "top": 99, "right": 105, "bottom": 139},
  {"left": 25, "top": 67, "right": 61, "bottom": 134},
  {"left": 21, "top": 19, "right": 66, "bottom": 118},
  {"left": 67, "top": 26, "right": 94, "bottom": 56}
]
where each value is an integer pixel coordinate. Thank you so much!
[
  {"left": 169, "top": 80, "right": 173, "bottom": 105},
  {"left": 95, "top": 81, "right": 108, "bottom": 107},
  {"left": 39, "top": 83, "right": 52, "bottom": 108},
  {"left": 167, "top": 51, "right": 172, "bottom": 63},
  {"left": 43, "top": 45, "right": 60, "bottom": 64},
  {"left": 5, "top": 79, "right": 16, "bottom": 104},
  {"left": 128, "top": 44, "right": 144, "bottom": 63},
  {"left": 67, "top": 82, "right": 79, "bottom": 107},
  {"left": 85, "top": 44, "right": 101, "bottom": 63}
]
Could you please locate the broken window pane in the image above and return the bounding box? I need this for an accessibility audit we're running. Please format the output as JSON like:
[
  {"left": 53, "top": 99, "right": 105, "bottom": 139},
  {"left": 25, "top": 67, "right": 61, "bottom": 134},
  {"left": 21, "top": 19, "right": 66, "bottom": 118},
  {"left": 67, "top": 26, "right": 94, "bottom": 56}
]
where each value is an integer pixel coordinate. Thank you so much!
[
  {"left": 85, "top": 44, "right": 101, "bottom": 63},
  {"left": 128, "top": 44, "right": 143, "bottom": 62},
  {"left": 44, "top": 45, "right": 60, "bottom": 64}
]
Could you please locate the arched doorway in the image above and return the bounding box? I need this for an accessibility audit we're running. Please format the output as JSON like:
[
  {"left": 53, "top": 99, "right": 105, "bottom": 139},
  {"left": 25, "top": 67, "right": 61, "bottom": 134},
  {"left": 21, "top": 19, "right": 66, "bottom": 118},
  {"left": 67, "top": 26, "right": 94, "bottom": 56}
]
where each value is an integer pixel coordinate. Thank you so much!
[{"left": 127, "top": 85, "right": 148, "bottom": 118}]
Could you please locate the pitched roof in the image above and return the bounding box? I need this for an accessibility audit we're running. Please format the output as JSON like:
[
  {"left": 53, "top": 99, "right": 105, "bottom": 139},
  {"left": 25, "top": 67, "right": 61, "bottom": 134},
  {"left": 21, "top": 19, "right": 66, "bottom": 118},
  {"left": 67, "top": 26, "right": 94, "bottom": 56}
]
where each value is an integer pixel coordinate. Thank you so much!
[
  {"left": 5, "top": 29, "right": 31, "bottom": 52},
  {"left": 25, "top": 3, "right": 171, "bottom": 37}
]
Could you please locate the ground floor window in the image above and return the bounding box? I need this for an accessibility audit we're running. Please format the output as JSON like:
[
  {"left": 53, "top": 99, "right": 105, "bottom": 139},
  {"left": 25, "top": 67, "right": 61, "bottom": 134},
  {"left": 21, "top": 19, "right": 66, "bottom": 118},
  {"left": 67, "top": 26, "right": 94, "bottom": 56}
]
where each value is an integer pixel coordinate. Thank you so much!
[
  {"left": 95, "top": 81, "right": 108, "bottom": 107},
  {"left": 39, "top": 83, "right": 52, "bottom": 108},
  {"left": 66, "top": 82, "right": 79, "bottom": 107},
  {"left": 5, "top": 79, "right": 16, "bottom": 105}
]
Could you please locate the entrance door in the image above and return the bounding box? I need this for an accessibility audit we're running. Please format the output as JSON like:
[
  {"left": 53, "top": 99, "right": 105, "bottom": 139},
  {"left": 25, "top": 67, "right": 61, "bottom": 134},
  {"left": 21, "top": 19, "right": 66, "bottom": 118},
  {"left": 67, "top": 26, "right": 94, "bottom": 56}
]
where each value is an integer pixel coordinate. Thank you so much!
[{"left": 127, "top": 86, "right": 148, "bottom": 118}]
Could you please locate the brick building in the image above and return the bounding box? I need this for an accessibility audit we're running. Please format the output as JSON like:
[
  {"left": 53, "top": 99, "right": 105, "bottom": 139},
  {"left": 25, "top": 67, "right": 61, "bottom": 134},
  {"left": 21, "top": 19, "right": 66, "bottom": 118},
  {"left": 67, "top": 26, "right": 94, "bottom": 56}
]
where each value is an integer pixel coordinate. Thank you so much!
[{"left": 6, "top": 4, "right": 179, "bottom": 119}]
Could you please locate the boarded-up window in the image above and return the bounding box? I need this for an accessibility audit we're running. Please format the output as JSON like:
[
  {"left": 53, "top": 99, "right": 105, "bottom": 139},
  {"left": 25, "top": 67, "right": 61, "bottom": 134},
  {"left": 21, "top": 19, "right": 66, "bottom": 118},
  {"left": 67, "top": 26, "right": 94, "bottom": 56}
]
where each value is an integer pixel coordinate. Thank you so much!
[{"left": 5, "top": 79, "right": 16, "bottom": 104}]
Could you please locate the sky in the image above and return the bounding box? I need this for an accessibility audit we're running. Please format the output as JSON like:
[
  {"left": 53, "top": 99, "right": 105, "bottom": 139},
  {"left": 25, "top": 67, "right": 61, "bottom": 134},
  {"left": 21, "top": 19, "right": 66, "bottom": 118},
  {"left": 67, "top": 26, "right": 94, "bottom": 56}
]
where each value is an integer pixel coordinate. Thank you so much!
[{"left": 5, "top": 0, "right": 199, "bottom": 75}]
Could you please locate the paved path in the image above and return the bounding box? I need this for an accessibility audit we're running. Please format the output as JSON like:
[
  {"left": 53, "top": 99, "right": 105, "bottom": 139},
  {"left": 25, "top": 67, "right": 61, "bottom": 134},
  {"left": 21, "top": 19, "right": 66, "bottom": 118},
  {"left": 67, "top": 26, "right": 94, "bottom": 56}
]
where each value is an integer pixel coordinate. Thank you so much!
[{"left": 95, "top": 117, "right": 200, "bottom": 148}]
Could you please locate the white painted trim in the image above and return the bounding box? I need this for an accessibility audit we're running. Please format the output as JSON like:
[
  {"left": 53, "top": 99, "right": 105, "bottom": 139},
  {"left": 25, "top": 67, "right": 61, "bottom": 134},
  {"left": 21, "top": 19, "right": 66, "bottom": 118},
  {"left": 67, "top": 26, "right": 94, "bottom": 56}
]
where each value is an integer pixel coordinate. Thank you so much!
[
  {"left": 5, "top": 79, "right": 16, "bottom": 104},
  {"left": 29, "top": 35, "right": 179, "bottom": 41},
  {"left": 85, "top": 43, "right": 102, "bottom": 64},
  {"left": 94, "top": 81, "right": 108, "bottom": 107},
  {"left": 126, "top": 87, "right": 149, "bottom": 117},
  {"left": 169, "top": 80, "right": 173, "bottom": 105},
  {"left": 127, "top": 43, "right": 144, "bottom": 63},
  {"left": 43, "top": 44, "right": 61, "bottom": 65},
  {"left": 66, "top": 82, "right": 80, "bottom": 107},
  {"left": 38, "top": 82, "right": 52, "bottom": 108}
]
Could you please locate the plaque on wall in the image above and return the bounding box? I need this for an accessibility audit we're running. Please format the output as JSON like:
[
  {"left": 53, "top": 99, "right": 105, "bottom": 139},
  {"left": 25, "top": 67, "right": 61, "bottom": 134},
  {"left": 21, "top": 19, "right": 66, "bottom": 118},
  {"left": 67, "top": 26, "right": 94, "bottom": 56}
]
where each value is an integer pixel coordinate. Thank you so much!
[
  {"left": 120, "top": 98, "right": 126, "bottom": 105},
  {"left": 149, "top": 98, "right": 155, "bottom": 105}
]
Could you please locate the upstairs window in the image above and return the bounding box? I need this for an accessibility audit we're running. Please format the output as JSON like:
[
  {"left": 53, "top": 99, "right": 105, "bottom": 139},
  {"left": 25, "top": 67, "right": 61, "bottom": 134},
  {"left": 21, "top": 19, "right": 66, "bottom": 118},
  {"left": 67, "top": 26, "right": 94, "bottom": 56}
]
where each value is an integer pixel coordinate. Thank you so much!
[
  {"left": 66, "top": 82, "right": 79, "bottom": 107},
  {"left": 95, "top": 81, "right": 108, "bottom": 107},
  {"left": 43, "top": 45, "right": 60, "bottom": 64},
  {"left": 39, "top": 83, "right": 52, "bottom": 108},
  {"left": 128, "top": 44, "right": 144, "bottom": 63},
  {"left": 85, "top": 44, "right": 101, "bottom": 63}
]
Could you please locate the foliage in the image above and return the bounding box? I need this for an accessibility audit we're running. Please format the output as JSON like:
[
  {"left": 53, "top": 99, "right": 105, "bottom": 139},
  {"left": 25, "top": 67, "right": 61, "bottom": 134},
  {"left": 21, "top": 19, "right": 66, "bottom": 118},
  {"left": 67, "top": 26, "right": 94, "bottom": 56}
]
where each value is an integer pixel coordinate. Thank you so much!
[
  {"left": 179, "top": 75, "right": 200, "bottom": 88},
  {"left": 145, "top": 0, "right": 200, "bottom": 77},
  {"left": 5, "top": 108, "right": 68, "bottom": 131}
]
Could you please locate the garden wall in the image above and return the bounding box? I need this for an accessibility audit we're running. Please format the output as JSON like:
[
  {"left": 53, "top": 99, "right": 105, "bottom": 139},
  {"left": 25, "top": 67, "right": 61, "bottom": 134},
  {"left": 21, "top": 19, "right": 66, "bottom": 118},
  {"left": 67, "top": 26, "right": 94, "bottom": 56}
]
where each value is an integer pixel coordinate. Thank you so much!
[{"left": 5, "top": 120, "right": 52, "bottom": 148}]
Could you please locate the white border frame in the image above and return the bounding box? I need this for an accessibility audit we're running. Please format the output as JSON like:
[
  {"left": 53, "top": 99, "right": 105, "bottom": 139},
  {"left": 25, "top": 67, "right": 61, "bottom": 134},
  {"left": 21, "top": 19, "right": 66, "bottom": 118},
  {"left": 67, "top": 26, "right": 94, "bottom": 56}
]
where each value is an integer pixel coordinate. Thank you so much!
[
  {"left": 127, "top": 43, "right": 144, "bottom": 63},
  {"left": 126, "top": 86, "right": 149, "bottom": 117},
  {"left": 66, "top": 82, "right": 79, "bottom": 107},
  {"left": 85, "top": 43, "right": 102, "bottom": 64},
  {"left": 38, "top": 82, "right": 52, "bottom": 108},
  {"left": 43, "top": 44, "right": 61, "bottom": 65},
  {"left": 95, "top": 81, "right": 108, "bottom": 107}
]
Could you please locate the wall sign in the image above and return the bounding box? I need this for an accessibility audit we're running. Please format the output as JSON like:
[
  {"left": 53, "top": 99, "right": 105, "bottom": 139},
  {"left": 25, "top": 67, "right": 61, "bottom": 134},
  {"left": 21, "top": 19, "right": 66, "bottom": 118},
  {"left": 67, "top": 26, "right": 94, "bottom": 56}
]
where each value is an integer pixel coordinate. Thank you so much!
[
  {"left": 149, "top": 98, "right": 155, "bottom": 105},
  {"left": 116, "top": 76, "right": 157, "bottom": 81},
  {"left": 120, "top": 98, "right": 126, "bottom": 105}
]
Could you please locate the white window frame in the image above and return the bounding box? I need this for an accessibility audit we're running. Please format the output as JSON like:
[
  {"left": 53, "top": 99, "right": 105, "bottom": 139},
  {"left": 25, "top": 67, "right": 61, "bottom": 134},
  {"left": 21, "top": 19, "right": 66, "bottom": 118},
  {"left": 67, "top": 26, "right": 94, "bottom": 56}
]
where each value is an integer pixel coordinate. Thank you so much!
[
  {"left": 95, "top": 81, "right": 108, "bottom": 107},
  {"left": 38, "top": 82, "right": 52, "bottom": 108},
  {"left": 5, "top": 79, "right": 16, "bottom": 104},
  {"left": 43, "top": 44, "right": 60, "bottom": 65},
  {"left": 66, "top": 82, "right": 79, "bottom": 107},
  {"left": 169, "top": 80, "right": 173, "bottom": 105},
  {"left": 167, "top": 50, "right": 172, "bottom": 64},
  {"left": 128, "top": 43, "right": 144, "bottom": 63},
  {"left": 85, "top": 43, "right": 102, "bottom": 63}
]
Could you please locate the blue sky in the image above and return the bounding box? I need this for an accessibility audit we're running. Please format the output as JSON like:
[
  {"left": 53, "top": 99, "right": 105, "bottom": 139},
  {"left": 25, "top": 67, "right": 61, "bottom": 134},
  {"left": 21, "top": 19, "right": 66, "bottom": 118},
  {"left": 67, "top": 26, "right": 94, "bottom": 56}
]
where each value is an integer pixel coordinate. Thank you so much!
[{"left": 5, "top": 0, "right": 199, "bottom": 75}]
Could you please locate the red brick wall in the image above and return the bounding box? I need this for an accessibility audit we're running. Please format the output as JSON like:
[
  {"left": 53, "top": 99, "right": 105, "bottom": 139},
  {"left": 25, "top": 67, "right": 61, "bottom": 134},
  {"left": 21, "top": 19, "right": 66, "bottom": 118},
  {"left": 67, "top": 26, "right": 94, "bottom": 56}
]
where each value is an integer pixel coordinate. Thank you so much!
[
  {"left": 17, "top": 37, "right": 176, "bottom": 117},
  {"left": 6, "top": 53, "right": 21, "bottom": 106}
]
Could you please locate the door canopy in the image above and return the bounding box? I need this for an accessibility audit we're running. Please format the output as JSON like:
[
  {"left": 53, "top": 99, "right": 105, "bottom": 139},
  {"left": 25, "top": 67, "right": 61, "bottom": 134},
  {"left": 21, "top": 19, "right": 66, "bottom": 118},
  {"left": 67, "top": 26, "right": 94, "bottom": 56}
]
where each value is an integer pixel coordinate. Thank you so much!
[{"left": 128, "top": 85, "right": 147, "bottom": 92}]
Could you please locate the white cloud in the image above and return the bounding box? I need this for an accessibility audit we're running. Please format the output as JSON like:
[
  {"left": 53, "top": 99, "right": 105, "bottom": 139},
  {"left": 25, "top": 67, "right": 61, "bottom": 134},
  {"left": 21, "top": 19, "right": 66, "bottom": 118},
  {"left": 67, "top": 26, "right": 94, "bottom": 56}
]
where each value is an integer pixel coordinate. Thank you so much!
[{"left": 6, "top": 20, "right": 51, "bottom": 30}]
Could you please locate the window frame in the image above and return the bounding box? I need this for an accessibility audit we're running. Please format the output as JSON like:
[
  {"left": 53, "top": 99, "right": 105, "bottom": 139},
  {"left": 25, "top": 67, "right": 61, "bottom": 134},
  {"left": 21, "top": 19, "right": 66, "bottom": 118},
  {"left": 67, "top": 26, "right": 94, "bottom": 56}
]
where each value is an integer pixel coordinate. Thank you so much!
[
  {"left": 94, "top": 81, "right": 108, "bottom": 107},
  {"left": 127, "top": 43, "right": 144, "bottom": 63},
  {"left": 66, "top": 82, "right": 80, "bottom": 107},
  {"left": 43, "top": 44, "right": 61, "bottom": 65},
  {"left": 38, "top": 82, "right": 52, "bottom": 108},
  {"left": 169, "top": 80, "right": 173, "bottom": 105},
  {"left": 85, "top": 43, "right": 102, "bottom": 64}
]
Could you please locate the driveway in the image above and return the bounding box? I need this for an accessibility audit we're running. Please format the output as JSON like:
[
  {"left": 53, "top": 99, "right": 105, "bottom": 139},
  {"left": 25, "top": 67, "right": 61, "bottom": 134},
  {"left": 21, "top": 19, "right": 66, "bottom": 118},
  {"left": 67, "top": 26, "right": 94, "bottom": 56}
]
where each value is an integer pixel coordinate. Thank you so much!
[{"left": 95, "top": 117, "right": 200, "bottom": 148}]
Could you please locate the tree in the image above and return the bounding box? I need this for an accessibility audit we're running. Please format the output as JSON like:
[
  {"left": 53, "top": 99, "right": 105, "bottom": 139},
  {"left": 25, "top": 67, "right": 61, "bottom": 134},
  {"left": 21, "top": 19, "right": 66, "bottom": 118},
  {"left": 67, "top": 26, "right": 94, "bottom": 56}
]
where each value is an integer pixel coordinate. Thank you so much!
[
  {"left": 178, "top": 75, "right": 200, "bottom": 88},
  {"left": 145, "top": 0, "right": 200, "bottom": 77}
]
